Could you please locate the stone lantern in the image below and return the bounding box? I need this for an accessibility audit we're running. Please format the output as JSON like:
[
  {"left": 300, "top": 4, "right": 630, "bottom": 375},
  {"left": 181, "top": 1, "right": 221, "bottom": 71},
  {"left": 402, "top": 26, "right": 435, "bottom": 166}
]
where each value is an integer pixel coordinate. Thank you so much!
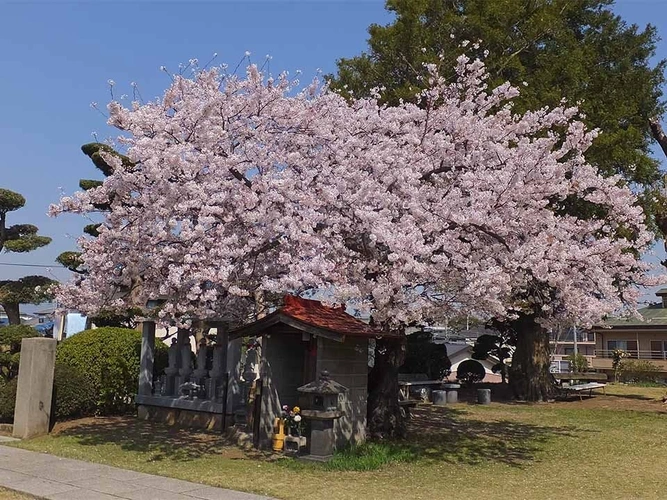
[{"left": 297, "top": 370, "right": 347, "bottom": 461}]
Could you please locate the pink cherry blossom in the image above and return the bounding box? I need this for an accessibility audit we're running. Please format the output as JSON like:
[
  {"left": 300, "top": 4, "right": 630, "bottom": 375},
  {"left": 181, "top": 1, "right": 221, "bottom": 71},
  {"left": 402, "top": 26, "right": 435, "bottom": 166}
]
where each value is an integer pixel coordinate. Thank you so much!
[{"left": 51, "top": 55, "right": 656, "bottom": 329}]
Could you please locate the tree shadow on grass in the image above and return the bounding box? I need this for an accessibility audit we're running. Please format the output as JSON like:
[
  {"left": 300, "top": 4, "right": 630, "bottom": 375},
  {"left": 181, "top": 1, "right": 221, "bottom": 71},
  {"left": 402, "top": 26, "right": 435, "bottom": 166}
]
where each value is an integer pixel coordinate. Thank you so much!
[
  {"left": 52, "top": 416, "right": 266, "bottom": 463},
  {"left": 53, "top": 405, "right": 586, "bottom": 469},
  {"left": 405, "top": 405, "right": 585, "bottom": 468},
  {"left": 603, "top": 392, "right": 660, "bottom": 402}
]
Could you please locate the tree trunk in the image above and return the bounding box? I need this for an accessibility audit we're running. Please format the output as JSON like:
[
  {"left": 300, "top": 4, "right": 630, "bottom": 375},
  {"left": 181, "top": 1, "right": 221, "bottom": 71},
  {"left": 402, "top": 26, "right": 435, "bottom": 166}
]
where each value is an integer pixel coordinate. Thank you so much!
[
  {"left": 2, "top": 302, "right": 20, "bottom": 325},
  {"left": 508, "top": 313, "right": 554, "bottom": 401},
  {"left": 367, "top": 335, "right": 406, "bottom": 439}
]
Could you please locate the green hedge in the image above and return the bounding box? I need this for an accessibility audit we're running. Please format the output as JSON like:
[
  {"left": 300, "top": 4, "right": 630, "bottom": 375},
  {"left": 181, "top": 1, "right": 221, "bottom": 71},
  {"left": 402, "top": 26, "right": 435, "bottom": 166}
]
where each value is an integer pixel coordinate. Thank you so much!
[
  {"left": 0, "top": 325, "right": 39, "bottom": 423},
  {"left": 456, "top": 359, "right": 486, "bottom": 385},
  {"left": 55, "top": 327, "right": 168, "bottom": 417},
  {"left": 0, "top": 325, "right": 39, "bottom": 382},
  {"left": 620, "top": 359, "right": 661, "bottom": 383},
  {"left": 0, "top": 378, "right": 17, "bottom": 423},
  {"left": 53, "top": 362, "right": 97, "bottom": 420}
]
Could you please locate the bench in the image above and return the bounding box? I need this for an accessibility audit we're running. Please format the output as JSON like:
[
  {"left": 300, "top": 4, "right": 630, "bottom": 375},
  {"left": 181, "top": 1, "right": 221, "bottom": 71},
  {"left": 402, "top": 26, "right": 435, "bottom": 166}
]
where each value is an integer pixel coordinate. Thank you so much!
[
  {"left": 560, "top": 382, "right": 607, "bottom": 401},
  {"left": 553, "top": 372, "right": 608, "bottom": 383},
  {"left": 398, "top": 373, "right": 445, "bottom": 401},
  {"left": 398, "top": 400, "right": 419, "bottom": 419}
]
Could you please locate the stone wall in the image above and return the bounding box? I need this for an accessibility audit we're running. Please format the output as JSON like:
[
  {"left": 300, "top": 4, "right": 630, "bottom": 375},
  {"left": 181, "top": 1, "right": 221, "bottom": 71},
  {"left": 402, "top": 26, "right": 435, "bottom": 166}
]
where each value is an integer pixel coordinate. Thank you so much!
[
  {"left": 316, "top": 336, "right": 368, "bottom": 448},
  {"left": 137, "top": 404, "right": 223, "bottom": 431}
]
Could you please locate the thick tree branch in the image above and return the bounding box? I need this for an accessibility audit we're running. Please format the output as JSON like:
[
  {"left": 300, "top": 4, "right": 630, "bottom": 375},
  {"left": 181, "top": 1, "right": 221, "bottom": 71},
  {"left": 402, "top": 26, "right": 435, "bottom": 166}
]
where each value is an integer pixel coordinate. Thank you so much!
[
  {"left": 649, "top": 117, "right": 667, "bottom": 158},
  {"left": 229, "top": 167, "right": 252, "bottom": 188}
]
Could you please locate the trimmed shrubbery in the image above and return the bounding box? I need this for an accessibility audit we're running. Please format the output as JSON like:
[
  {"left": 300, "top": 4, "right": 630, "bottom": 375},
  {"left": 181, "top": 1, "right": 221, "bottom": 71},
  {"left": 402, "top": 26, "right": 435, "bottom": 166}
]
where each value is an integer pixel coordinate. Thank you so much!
[
  {"left": 53, "top": 362, "right": 97, "bottom": 420},
  {"left": 0, "top": 325, "right": 39, "bottom": 423},
  {"left": 0, "top": 325, "right": 39, "bottom": 382},
  {"left": 620, "top": 359, "right": 661, "bottom": 384},
  {"left": 0, "top": 378, "right": 17, "bottom": 423},
  {"left": 55, "top": 327, "right": 168, "bottom": 419},
  {"left": 456, "top": 359, "right": 486, "bottom": 385}
]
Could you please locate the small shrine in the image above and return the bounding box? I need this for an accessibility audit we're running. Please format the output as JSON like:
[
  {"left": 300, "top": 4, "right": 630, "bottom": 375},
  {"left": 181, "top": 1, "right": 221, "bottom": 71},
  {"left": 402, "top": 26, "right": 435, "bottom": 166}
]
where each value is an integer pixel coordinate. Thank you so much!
[
  {"left": 134, "top": 295, "right": 399, "bottom": 455},
  {"left": 227, "top": 295, "right": 399, "bottom": 451}
]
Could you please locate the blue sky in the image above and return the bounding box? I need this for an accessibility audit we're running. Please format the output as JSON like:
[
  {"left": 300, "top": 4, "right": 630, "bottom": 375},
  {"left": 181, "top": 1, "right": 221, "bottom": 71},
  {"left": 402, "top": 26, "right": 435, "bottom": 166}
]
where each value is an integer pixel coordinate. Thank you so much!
[{"left": 1, "top": 0, "right": 667, "bottom": 304}]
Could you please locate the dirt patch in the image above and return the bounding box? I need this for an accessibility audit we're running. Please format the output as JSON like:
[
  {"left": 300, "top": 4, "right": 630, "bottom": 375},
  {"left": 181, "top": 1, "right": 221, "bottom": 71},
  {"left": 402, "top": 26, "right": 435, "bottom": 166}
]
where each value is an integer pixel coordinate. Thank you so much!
[{"left": 51, "top": 415, "right": 252, "bottom": 461}]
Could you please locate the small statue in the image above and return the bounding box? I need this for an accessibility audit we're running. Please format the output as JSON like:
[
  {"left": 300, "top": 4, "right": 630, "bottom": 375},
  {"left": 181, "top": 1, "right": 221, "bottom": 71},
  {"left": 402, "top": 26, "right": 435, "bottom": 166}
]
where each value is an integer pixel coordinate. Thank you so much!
[
  {"left": 153, "top": 378, "right": 162, "bottom": 396},
  {"left": 165, "top": 338, "right": 179, "bottom": 376},
  {"left": 180, "top": 338, "right": 193, "bottom": 377},
  {"left": 193, "top": 337, "right": 209, "bottom": 379},
  {"left": 242, "top": 346, "right": 259, "bottom": 383},
  {"left": 209, "top": 344, "right": 225, "bottom": 379}
]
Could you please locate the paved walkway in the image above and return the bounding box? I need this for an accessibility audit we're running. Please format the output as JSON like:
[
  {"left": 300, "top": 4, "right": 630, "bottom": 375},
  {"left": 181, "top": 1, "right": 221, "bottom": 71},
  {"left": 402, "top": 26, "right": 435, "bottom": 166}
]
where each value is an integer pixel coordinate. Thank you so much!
[{"left": 0, "top": 444, "right": 273, "bottom": 500}]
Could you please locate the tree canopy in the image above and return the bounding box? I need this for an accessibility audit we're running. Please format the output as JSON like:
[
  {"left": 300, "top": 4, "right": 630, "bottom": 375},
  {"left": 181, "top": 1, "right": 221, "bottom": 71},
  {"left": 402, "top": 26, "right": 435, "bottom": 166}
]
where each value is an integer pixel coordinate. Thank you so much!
[
  {"left": 50, "top": 55, "right": 654, "bottom": 422},
  {"left": 52, "top": 59, "right": 652, "bottom": 328},
  {"left": 331, "top": 0, "right": 666, "bottom": 190},
  {"left": 0, "top": 188, "right": 54, "bottom": 325},
  {"left": 330, "top": 0, "right": 667, "bottom": 400},
  {"left": 0, "top": 188, "right": 51, "bottom": 254}
]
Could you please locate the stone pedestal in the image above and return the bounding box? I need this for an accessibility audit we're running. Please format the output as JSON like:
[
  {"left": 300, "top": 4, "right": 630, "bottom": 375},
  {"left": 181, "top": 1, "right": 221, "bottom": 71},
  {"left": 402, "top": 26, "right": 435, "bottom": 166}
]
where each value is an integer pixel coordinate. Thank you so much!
[
  {"left": 477, "top": 388, "right": 491, "bottom": 404},
  {"left": 432, "top": 390, "right": 447, "bottom": 406},
  {"left": 284, "top": 435, "right": 307, "bottom": 454},
  {"left": 13, "top": 338, "right": 57, "bottom": 439},
  {"left": 307, "top": 418, "right": 335, "bottom": 460},
  {"left": 443, "top": 383, "right": 460, "bottom": 404},
  {"left": 446, "top": 390, "right": 458, "bottom": 404}
]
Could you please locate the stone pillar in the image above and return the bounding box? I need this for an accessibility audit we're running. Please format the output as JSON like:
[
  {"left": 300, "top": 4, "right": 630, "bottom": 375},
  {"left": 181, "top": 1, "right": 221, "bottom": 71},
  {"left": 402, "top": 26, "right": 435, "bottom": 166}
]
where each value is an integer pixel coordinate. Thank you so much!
[
  {"left": 13, "top": 338, "right": 57, "bottom": 439},
  {"left": 227, "top": 337, "right": 243, "bottom": 422},
  {"left": 138, "top": 321, "right": 156, "bottom": 396}
]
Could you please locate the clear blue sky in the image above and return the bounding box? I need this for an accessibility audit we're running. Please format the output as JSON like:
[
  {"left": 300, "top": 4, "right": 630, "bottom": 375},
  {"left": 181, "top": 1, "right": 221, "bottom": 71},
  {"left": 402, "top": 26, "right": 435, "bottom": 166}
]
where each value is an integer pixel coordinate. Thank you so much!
[{"left": 1, "top": 0, "right": 666, "bottom": 302}]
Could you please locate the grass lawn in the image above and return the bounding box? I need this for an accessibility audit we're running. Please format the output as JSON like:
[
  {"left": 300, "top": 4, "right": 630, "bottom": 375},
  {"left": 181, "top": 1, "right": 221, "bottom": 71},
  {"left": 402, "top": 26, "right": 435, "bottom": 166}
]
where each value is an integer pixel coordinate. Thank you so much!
[
  {"left": 10, "top": 384, "right": 667, "bottom": 500},
  {"left": 0, "top": 488, "right": 35, "bottom": 499}
]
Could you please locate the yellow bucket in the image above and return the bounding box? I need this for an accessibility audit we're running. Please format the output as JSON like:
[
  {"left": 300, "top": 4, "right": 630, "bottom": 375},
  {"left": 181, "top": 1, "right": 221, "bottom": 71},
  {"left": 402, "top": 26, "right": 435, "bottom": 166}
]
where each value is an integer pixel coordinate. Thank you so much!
[{"left": 272, "top": 417, "right": 285, "bottom": 452}]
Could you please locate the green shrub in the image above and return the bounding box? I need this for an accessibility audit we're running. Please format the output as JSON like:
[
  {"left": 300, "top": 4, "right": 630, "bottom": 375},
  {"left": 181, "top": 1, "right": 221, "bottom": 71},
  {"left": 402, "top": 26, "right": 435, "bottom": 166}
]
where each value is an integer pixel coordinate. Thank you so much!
[
  {"left": 56, "top": 327, "right": 168, "bottom": 416},
  {"left": 620, "top": 359, "right": 661, "bottom": 383},
  {"left": 0, "top": 325, "right": 39, "bottom": 382},
  {"left": 53, "top": 362, "right": 97, "bottom": 420},
  {"left": 0, "top": 378, "right": 17, "bottom": 423},
  {"left": 456, "top": 359, "right": 486, "bottom": 385},
  {"left": 566, "top": 353, "right": 589, "bottom": 373}
]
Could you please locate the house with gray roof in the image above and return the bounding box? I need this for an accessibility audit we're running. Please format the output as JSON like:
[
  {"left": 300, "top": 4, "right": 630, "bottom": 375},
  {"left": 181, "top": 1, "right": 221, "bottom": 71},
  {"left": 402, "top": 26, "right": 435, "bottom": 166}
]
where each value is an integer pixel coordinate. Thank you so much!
[{"left": 591, "top": 288, "right": 667, "bottom": 376}]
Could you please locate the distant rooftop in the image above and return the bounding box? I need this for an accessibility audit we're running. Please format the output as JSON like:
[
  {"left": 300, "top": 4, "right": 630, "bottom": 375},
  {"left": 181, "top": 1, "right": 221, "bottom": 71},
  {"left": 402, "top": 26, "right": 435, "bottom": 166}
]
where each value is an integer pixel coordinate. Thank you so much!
[{"left": 596, "top": 288, "right": 667, "bottom": 328}]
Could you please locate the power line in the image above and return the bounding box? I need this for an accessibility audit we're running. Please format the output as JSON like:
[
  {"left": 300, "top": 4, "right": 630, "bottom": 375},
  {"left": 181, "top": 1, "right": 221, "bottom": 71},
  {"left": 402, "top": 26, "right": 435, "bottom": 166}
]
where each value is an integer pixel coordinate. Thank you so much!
[{"left": 0, "top": 262, "right": 66, "bottom": 269}]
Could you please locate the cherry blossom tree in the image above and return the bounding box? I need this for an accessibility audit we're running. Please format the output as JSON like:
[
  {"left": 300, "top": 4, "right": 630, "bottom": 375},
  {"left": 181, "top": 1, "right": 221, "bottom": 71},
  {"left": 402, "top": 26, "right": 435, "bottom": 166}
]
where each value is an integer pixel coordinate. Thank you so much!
[{"left": 52, "top": 54, "right": 654, "bottom": 433}]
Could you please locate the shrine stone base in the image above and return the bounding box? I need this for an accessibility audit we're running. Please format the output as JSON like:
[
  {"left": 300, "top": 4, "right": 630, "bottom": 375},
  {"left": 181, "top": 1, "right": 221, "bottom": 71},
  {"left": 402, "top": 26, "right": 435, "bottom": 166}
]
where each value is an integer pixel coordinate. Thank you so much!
[{"left": 137, "top": 404, "right": 224, "bottom": 432}]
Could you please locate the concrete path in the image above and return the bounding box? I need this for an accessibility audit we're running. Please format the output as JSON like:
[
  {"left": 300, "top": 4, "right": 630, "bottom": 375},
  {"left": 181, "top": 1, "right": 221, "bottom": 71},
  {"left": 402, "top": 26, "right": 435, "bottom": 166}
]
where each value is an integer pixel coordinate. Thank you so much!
[{"left": 0, "top": 444, "right": 274, "bottom": 500}]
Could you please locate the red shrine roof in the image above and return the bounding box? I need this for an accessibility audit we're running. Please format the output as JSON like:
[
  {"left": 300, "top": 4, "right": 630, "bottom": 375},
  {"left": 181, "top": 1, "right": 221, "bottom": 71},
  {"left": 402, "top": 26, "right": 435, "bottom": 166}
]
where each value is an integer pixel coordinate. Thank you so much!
[
  {"left": 228, "top": 294, "right": 399, "bottom": 341},
  {"left": 281, "top": 295, "right": 385, "bottom": 337}
]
